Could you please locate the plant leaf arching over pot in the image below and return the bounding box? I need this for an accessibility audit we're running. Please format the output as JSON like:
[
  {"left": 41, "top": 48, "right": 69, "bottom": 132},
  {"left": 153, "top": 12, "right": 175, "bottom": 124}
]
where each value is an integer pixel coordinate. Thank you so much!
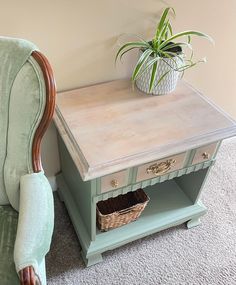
[{"left": 115, "top": 7, "right": 214, "bottom": 95}]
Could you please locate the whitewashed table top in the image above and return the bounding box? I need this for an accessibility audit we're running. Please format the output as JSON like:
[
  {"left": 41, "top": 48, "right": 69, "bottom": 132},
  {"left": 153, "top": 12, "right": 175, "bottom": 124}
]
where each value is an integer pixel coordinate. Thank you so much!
[{"left": 54, "top": 79, "right": 236, "bottom": 180}]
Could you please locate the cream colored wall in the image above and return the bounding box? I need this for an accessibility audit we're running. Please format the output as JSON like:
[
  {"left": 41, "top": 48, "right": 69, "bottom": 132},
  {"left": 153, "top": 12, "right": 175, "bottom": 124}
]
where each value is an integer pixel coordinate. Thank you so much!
[{"left": 1, "top": 0, "right": 236, "bottom": 182}]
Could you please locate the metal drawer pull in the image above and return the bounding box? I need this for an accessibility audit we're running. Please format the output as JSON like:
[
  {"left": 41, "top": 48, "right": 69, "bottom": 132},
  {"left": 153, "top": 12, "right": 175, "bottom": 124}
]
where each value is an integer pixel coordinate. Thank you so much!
[
  {"left": 110, "top": 179, "right": 119, "bottom": 188},
  {"left": 202, "top": 152, "right": 210, "bottom": 159},
  {"left": 146, "top": 159, "right": 176, "bottom": 176}
]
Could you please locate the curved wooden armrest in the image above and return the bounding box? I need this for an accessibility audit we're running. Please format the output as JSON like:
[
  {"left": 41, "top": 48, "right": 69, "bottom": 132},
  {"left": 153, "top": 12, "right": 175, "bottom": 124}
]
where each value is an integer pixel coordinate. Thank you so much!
[{"left": 19, "top": 266, "right": 36, "bottom": 285}]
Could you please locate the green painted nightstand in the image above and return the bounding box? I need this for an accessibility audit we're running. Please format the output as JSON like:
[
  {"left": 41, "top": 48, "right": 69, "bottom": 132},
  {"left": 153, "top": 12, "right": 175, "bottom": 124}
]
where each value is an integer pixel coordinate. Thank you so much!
[{"left": 54, "top": 79, "right": 236, "bottom": 266}]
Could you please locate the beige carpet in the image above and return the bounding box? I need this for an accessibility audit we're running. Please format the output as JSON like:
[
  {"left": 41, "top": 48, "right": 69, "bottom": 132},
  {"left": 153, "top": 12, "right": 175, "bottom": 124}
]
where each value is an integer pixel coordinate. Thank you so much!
[{"left": 47, "top": 137, "right": 236, "bottom": 285}]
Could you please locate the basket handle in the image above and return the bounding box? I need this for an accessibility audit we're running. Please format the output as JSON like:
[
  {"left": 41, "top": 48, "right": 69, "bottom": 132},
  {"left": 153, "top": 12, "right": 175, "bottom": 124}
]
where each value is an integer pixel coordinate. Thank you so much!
[{"left": 119, "top": 208, "right": 136, "bottom": 215}]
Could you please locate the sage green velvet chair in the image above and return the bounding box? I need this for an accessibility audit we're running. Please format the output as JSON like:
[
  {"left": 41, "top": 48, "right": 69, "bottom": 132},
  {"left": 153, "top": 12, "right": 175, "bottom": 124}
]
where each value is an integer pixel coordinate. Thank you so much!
[{"left": 0, "top": 37, "right": 56, "bottom": 285}]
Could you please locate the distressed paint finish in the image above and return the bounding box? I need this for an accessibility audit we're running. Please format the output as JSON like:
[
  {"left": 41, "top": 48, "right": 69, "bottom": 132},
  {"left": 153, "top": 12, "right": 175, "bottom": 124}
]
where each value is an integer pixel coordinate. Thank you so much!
[
  {"left": 54, "top": 79, "right": 236, "bottom": 181},
  {"left": 191, "top": 142, "right": 218, "bottom": 165},
  {"left": 136, "top": 152, "right": 186, "bottom": 182},
  {"left": 56, "top": 147, "right": 208, "bottom": 266},
  {"left": 101, "top": 169, "right": 129, "bottom": 193},
  {"left": 56, "top": 136, "right": 215, "bottom": 266},
  {"left": 55, "top": 79, "right": 236, "bottom": 266}
]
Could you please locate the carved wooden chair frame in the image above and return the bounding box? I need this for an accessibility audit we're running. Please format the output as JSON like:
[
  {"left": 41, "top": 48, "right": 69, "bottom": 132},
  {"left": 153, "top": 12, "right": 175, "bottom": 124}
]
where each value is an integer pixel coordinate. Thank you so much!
[{"left": 18, "top": 51, "right": 56, "bottom": 285}]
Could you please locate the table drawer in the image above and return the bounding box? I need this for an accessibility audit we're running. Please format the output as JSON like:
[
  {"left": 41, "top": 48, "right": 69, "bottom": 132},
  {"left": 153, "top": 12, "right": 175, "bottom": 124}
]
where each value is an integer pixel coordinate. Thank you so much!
[
  {"left": 136, "top": 152, "right": 186, "bottom": 182},
  {"left": 101, "top": 169, "right": 129, "bottom": 193},
  {"left": 192, "top": 142, "right": 218, "bottom": 165}
]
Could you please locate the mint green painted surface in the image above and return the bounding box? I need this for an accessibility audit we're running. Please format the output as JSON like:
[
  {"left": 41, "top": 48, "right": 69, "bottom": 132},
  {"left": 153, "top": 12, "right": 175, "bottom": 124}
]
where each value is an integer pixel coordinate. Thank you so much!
[
  {"left": 95, "top": 160, "right": 215, "bottom": 199},
  {"left": 92, "top": 181, "right": 206, "bottom": 254},
  {"left": 57, "top": 174, "right": 92, "bottom": 262},
  {"left": 58, "top": 135, "right": 96, "bottom": 240},
  {"left": 56, "top": 136, "right": 217, "bottom": 267},
  {"left": 175, "top": 167, "right": 211, "bottom": 203},
  {"left": 81, "top": 250, "right": 103, "bottom": 267},
  {"left": 57, "top": 174, "right": 206, "bottom": 265},
  {"left": 186, "top": 217, "right": 202, "bottom": 229}
]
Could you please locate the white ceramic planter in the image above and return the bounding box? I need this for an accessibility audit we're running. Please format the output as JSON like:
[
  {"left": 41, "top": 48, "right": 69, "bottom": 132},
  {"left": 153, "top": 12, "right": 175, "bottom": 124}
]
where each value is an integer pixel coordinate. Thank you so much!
[{"left": 136, "top": 53, "right": 183, "bottom": 95}]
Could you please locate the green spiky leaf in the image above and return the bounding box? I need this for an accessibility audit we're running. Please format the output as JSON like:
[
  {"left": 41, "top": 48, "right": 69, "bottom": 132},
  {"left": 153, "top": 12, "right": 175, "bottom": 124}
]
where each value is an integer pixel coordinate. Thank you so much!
[
  {"left": 132, "top": 49, "right": 154, "bottom": 81},
  {"left": 159, "top": 30, "right": 214, "bottom": 49},
  {"left": 149, "top": 61, "right": 158, "bottom": 92},
  {"left": 115, "top": 42, "right": 151, "bottom": 63},
  {"left": 155, "top": 7, "right": 175, "bottom": 40},
  {"left": 115, "top": 6, "right": 214, "bottom": 90}
]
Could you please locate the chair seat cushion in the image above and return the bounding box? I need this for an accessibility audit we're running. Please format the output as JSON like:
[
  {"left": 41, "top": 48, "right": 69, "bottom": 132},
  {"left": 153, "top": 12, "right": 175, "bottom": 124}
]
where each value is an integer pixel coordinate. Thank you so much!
[{"left": 0, "top": 206, "right": 19, "bottom": 285}]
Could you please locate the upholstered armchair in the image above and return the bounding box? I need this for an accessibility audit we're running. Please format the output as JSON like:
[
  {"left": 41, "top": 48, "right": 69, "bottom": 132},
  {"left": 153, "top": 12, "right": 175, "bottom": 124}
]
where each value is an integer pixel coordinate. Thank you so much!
[{"left": 0, "top": 37, "right": 55, "bottom": 284}]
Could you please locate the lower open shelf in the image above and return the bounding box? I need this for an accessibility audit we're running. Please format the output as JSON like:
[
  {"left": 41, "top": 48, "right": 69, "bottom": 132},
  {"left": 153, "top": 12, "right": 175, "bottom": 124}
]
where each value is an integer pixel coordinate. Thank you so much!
[
  {"left": 91, "top": 179, "right": 206, "bottom": 255},
  {"left": 57, "top": 173, "right": 207, "bottom": 263}
]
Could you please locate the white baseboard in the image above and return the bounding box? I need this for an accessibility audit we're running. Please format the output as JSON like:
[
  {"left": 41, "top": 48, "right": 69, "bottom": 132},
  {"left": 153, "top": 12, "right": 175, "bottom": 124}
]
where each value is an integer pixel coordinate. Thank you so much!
[{"left": 47, "top": 176, "right": 58, "bottom": 191}]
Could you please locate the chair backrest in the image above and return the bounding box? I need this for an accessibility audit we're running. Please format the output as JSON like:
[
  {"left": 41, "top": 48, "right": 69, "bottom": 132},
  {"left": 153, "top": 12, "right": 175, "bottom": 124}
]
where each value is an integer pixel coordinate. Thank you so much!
[{"left": 0, "top": 47, "right": 56, "bottom": 210}]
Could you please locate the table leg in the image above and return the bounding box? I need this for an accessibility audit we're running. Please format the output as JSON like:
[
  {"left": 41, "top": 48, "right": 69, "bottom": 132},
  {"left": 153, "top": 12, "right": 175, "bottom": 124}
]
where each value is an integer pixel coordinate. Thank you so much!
[
  {"left": 186, "top": 217, "right": 201, "bottom": 229},
  {"left": 81, "top": 250, "right": 103, "bottom": 267}
]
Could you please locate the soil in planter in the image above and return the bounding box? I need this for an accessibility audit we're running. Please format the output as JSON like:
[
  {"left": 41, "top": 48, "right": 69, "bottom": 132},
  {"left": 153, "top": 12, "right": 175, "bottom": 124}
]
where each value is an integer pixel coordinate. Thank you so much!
[{"left": 142, "top": 41, "right": 182, "bottom": 57}]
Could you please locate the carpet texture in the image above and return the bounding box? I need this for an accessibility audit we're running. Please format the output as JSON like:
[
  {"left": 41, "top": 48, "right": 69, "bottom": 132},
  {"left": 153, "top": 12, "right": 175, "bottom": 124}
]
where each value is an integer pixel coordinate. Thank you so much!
[{"left": 47, "top": 137, "right": 236, "bottom": 285}]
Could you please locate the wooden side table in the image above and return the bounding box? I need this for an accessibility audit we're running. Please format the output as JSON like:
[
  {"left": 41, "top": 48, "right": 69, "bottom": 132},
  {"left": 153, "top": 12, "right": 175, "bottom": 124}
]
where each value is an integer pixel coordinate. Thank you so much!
[{"left": 54, "top": 79, "right": 236, "bottom": 266}]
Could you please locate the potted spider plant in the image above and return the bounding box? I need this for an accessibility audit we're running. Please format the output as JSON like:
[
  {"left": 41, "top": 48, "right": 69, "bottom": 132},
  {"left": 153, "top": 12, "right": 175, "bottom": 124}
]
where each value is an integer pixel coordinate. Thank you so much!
[{"left": 115, "top": 7, "right": 214, "bottom": 95}]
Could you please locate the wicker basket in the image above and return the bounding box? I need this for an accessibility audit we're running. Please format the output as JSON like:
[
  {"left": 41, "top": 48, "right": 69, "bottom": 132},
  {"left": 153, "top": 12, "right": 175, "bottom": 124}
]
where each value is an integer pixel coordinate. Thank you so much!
[{"left": 96, "top": 189, "right": 150, "bottom": 231}]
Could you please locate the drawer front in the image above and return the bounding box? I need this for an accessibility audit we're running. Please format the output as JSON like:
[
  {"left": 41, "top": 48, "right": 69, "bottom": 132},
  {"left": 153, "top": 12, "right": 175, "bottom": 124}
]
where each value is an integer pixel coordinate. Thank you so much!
[
  {"left": 101, "top": 170, "right": 129, "bottom": 193},
  {"left": 136, "top": 152, "right": 186, "bottom": 182},
  {"left": 192, "top": 142, "right": 218, "bottom": 165}
]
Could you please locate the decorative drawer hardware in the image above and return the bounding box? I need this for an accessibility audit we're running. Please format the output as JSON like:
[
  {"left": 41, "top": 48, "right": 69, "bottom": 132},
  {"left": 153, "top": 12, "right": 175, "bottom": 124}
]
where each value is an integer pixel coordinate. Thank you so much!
[
  {"left": 55, "top": 76, "right": 234, "bottom": 267},
  {"left": 110, "top": 179, "right": 119, "bottom": 188},
  {"left": 101, "top": 170, "right": 128, "bottom": 193},
  {"left": 146, "top": 159, "right": 176, "bottom": 176},
  {"left": 136, "top": 152, "right": 186, "bottom": 182},
  {"left": 93, "top": 159, "right": 215, "bottom": 203},
  {"left": 202, "top": 152, "right": 210, "bottom": 160},
  {"left": 192, "top": 142, "right": 218, "bottom": 165}
]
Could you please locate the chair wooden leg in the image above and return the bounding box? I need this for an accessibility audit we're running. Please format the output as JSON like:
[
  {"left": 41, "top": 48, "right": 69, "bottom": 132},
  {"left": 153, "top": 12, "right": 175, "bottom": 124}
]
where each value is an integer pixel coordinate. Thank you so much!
[{"left": 19, "top": 266, "right": 36, "bottom": 285}]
